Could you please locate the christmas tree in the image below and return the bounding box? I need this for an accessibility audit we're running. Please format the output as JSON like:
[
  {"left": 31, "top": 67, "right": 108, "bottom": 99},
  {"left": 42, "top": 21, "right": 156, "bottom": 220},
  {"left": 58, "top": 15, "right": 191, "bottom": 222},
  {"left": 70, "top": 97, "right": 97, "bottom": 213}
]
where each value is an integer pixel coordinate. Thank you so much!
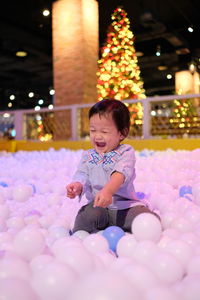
[{"left": 97, "top": 7, "right": 145, "bottom": 127}]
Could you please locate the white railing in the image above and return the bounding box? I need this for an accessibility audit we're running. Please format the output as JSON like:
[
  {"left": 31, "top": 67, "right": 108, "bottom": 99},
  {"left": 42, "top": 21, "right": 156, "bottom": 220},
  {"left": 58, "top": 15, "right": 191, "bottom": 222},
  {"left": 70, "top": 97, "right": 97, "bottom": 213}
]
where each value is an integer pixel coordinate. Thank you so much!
[{"left": 0, "top": 93, "right": 200, "bottom": 140}]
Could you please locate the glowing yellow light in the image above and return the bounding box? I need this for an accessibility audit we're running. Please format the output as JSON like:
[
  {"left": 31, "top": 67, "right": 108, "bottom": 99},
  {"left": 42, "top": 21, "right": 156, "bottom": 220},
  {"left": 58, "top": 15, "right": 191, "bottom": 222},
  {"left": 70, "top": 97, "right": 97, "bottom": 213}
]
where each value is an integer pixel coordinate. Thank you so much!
[
  {"left": 104, "top": 48, "right": 110, "bottom": 53},
  {"left": 178, "top": 89, "right": 183, "bottom": 95},
  {"left": 16, "top": 50, "right": 27, "bottom": 57},
  {"left": 43, "top": 9, "right": 50, "bottom": 16}
]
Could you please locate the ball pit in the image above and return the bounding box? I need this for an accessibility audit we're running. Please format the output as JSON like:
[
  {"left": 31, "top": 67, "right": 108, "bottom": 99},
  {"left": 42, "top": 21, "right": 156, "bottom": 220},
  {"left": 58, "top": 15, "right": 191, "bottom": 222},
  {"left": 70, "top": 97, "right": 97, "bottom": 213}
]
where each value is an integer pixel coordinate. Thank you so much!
[{"left": 0, "top": 147, "right": 199, "bottom": 299}]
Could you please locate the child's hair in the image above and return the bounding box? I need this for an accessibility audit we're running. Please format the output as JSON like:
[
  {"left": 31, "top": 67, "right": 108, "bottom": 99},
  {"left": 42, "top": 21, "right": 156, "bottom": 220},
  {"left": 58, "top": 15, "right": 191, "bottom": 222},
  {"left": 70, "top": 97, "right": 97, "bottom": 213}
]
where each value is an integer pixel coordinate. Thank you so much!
[{"left": 89, "top": 99, "right": 130, "bottom": 137}]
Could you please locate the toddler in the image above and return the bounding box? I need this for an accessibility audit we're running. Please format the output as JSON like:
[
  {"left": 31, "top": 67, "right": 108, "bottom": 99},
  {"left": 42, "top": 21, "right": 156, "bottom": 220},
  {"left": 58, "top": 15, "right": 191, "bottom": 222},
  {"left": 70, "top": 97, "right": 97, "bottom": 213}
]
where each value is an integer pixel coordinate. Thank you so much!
[{"left": 67, "top": 99, "right": 157, "bottom": 233}]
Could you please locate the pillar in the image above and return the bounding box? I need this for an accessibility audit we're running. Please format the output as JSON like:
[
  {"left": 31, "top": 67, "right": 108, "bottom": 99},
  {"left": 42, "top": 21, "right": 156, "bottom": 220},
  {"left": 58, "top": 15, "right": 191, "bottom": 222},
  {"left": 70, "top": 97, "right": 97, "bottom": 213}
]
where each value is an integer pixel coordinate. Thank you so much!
[
  {"left": 52, "top": 0, "right": 98, "bottom": 139},
  {"left": 175, "top": 70, "right": 200, "bottom": 106},
  {"left": 52, "top": 0, "right": 98, "bottom": 105},
  {"left": 175, "top": 70, "right": 200, "bottom": 95}
]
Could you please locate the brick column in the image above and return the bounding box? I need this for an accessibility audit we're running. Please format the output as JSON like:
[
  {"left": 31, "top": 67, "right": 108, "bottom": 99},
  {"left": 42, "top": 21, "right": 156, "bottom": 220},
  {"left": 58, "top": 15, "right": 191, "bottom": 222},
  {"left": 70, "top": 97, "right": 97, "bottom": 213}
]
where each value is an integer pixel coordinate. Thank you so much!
[
  {"left": 52, "top": 0, "right": 98, "bottom": 106},
  {"left": 52, "top": 0, "right": 98, "bottom": 139}
]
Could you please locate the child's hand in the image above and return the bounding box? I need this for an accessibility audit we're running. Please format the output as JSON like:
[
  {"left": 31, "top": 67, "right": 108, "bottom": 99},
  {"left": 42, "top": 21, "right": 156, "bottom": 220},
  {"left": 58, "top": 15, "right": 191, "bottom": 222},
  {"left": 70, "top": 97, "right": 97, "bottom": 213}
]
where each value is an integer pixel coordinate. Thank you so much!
[
  {"left": 93, "top": 189, "right": 113, "bottom": 208},
  {"left": 66, "top": 182, "right": 83, "bottom": 199}
]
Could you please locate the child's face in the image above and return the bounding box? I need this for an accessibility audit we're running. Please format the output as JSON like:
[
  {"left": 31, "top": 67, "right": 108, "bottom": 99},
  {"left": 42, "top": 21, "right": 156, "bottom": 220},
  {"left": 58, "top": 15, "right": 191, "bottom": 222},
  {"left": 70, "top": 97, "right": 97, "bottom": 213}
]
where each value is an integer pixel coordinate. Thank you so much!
[{"left": 89, "top": 113, "right": 124, "bottom": 154}]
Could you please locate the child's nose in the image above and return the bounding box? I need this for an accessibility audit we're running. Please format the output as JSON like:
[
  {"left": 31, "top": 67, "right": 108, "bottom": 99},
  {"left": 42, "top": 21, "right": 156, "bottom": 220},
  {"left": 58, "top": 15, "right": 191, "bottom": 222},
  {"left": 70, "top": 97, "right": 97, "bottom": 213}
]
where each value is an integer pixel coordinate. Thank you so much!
[{"left": 95, "top": 132, "right": 103, "bottom": 139}]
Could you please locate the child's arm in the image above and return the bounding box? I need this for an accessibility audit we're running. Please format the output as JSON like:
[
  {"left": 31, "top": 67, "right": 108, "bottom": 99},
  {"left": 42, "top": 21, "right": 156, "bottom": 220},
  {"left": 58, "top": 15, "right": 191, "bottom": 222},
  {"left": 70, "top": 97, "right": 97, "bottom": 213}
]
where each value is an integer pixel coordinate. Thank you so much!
[
  {"left": 94, "top": 145, "right": 136, "bottom": 208},
  {"left": 66, "top": 182, "right": 83, "bottom": 198},
  {"left": 93, "top": 171, "right": 124, "bottom": 208},
  {"left": 66, "top": 151, "right": 88, "bottom": 199}
]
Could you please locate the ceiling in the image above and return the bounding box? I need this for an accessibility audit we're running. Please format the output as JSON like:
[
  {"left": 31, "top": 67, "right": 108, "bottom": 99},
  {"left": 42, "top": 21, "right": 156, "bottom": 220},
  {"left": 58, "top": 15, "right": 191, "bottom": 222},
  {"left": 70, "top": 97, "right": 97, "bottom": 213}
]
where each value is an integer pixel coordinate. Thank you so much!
[{"left": 0, "top": 0, "right": 200, "bottom": 110}]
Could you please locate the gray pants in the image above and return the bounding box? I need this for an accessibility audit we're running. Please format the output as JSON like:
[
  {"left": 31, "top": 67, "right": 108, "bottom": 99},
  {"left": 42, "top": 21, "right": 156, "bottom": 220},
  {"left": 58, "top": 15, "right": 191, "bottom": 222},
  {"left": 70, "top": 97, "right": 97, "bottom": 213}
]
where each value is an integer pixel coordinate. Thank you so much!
[{"left": 73, "top": 201, "right": 159, "bottom": 233}]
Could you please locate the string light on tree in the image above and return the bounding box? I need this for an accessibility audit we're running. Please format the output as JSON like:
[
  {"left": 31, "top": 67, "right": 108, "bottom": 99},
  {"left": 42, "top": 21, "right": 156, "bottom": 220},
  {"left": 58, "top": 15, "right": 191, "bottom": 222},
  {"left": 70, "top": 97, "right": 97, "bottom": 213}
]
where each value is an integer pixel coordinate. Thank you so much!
[
  {"left": 97, "top": 7, "right": 145, "bottom": 127},
  {"left": 172, "top": 94, "right": 197, "bottom": 134}
]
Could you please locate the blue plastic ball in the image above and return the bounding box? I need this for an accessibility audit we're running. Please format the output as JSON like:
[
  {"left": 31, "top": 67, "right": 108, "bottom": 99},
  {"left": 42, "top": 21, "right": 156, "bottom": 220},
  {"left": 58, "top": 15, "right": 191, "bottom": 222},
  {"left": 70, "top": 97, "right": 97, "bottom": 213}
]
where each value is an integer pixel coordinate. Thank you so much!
[
  {"left": 139, "top": 151, "right": 147, "bottom": 157},
  {"left": 179, "top": 185, "right": 192, "bottom": 197},
  {"left": 102, "top": 226, "right": 125, "bottom": 252},
  {"left": 136, "top": 191, "right": 146, "bottom": 200},
  {"left": 0, "top": 182, "right": 8, "bottom": 188}
]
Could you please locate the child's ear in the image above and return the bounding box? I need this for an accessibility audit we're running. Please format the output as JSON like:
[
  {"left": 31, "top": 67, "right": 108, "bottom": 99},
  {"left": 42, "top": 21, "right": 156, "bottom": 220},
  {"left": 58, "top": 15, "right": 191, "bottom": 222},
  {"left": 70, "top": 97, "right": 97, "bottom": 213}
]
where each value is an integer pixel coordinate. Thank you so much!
[
  {"left": 120, "top": 128, "right": 129, "bottom": 140},
  {"left": 120, "top": 132, "right": 125, "bottom": 141}
]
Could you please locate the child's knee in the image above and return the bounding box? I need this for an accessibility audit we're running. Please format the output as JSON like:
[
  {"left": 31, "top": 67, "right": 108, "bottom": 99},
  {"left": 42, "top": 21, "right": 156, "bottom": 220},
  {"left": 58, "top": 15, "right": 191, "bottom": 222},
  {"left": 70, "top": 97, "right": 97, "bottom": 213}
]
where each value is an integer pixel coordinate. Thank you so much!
[{"left": 87, "top": 206, "right": 108, "bottom": 222}]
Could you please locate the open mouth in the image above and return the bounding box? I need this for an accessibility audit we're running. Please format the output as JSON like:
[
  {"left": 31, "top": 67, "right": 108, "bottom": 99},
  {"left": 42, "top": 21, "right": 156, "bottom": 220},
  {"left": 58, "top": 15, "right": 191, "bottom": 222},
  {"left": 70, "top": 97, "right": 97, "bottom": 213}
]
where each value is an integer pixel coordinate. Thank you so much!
[{"left": 96, "top": 142, "right": 106, "bottom": 148}]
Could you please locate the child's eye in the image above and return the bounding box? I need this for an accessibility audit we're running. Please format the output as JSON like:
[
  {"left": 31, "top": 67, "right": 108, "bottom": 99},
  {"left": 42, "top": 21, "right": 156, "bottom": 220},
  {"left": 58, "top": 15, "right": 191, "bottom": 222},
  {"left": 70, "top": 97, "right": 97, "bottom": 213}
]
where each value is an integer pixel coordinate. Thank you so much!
[
  {"left": 102, "top": 131, "right": 108, "bottom": 134},
  {"left": 90, "top": 129, "right": 95, "bottom": 132}
]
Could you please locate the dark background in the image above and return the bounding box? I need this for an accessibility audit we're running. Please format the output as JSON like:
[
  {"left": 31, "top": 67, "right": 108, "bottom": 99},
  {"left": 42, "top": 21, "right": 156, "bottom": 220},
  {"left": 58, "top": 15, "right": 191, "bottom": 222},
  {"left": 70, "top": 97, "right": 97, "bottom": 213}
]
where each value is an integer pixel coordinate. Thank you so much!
[{"left": 0, "top": 0, "right": 200, "bottom": 110}]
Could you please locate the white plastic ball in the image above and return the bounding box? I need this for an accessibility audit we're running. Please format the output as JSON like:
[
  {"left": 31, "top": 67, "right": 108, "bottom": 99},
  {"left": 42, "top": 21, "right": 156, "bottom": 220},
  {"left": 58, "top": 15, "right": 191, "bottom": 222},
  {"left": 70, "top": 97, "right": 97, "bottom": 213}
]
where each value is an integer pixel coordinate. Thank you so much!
[
  {"left": 143, "top": 285, "right": 178, "bottom": 300},
  {"left": 73, "top": 230, "right": 90, "bottom": 240},
  {"left": 123, "top": 263, "right": 159, "bottom": 292},
  {"left": 165, "top": 240, "right": 193, "bottom": 270},
  {"left": 0, "top": 278, "right": 38, "bottom": 300},
  {"left": 0, "top": 256, "right": 31, "bottom": 280},
  {"left": 116, "top": 233, "right": 137, "bottom": 257},
  {"left": 13, "top": 227, "right": 45, "bottom": 260},
  {"left": 186, "top": 255, "right": 200, "bottom": 275},
  {"left": 131, "top": 213, "right": 162, "bottom": 242},
  {"left": 30, "top": 254, "right": 54, "bottom": 272},
  {"left": 12, "top": 184, "right": 33, "bottom": 202},
  {"left": 31, "top": 261, "right": 77, "bottom": 300},
  {"left": 150, "top": 251, "right": 184, "bottom": 284},
  {"left": 133, "top": 240, "right": 158, "bottom": 265},
  {"left": 83, "top": 233, "right": 109, "bottom": 254},
  {"left": 0, "top": 204, "right": 10, "bottom": 219},
  {"left": 68, "top": 270, "right": 140, "bottom": 300},
  {"left": 54, "top": 244, "right": 95, "bottom": 276}
]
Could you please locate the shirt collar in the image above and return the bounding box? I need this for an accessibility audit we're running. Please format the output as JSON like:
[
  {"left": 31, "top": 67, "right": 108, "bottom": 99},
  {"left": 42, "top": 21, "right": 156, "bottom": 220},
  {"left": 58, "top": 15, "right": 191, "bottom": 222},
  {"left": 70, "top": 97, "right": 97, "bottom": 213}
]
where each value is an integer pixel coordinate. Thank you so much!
[{"left": 92, "top": 144, "right": 124, "bottom": 157}]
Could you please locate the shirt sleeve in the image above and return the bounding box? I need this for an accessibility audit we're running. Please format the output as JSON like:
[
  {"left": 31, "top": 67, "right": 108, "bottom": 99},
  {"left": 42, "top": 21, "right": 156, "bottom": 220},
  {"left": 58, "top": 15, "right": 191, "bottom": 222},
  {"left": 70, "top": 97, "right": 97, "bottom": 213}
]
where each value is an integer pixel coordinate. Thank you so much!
[
  {"left": 112, "top": 145, "right": 136, "bottom": 183},
  {"left": 72, "top": 151, "right": 89, "bottom": 185}
]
